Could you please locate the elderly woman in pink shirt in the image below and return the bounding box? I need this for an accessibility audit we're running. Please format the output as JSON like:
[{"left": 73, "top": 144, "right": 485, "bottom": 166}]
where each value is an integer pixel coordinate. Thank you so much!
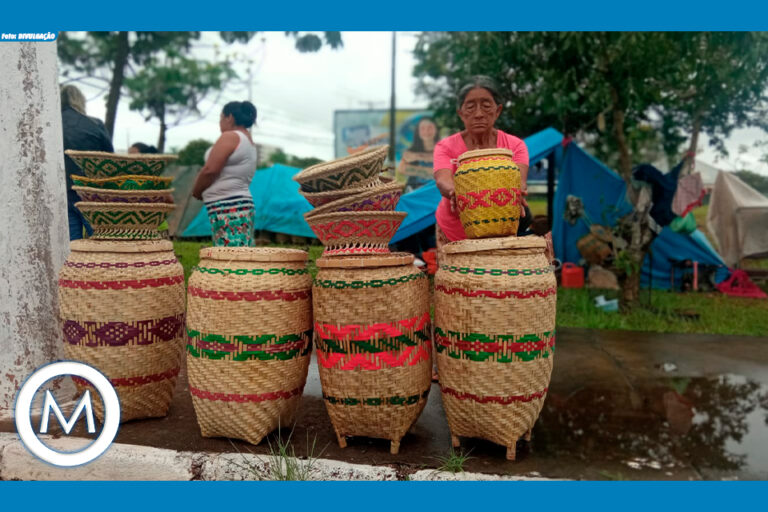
[{"left": 433, "top": 76, "right": 531, "bottom": 247}]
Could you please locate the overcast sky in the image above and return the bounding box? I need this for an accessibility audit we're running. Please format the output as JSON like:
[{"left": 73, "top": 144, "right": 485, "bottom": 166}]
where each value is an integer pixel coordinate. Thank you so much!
[{"left": 73, "top": 31, "right": 768, "bottom": 175}]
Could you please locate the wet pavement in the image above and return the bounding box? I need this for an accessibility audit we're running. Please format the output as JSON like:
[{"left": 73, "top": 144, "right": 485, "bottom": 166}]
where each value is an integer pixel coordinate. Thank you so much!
[{"left": 3, "top": 327, "right": 767, "bottom": 480}]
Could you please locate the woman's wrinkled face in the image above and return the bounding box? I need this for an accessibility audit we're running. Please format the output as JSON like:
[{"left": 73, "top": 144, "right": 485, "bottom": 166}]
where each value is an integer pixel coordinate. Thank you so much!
[
  {"left": 458, "top": 87, "right": 502, "bottom": 136},
  {"left": 418, "top": 119, "right": 437, "bottom": 143},
  {"left": 219, "top": 113, "right": 235, "bottom": 132}
]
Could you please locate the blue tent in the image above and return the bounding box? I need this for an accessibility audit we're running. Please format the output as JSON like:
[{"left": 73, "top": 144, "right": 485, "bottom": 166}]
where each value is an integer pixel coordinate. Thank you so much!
[
  {"left": 552, "top": 142, "right": 729, "bottom": 289},
  {"left": 183, "top": 163, "right": 315, "bottom": 238}
]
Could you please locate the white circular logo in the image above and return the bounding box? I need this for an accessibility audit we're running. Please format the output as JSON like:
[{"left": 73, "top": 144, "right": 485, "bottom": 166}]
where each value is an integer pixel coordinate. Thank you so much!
[{"left": 14, "top": 361, "right": 120, "bottom": 467}]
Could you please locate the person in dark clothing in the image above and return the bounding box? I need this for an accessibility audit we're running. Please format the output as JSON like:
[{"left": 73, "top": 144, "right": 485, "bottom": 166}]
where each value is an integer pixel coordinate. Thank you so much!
[
  {"left": 61, "top": 85, "right": 114, "bottom": 240},
  {"left": 128, "top": 142, "right": 158, "bottom": 154}
]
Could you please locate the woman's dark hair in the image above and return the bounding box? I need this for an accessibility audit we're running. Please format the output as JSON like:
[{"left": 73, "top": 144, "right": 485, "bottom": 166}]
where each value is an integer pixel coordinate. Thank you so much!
[
  {"left": 408, "top": 116, "right": 440, "bottom": 152},
  {"left": 130, "top": 142, "right": 158, "bottom": 154},
  {"left": 222, "top": 101, "right": 257, "bottom": 128},
  {"left": 457, "top": 75, "right": 503, "bottom": 108}
]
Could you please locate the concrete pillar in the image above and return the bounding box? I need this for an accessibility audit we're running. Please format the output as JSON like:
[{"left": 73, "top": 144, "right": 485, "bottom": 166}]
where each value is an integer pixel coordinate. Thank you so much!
[{"left": 0, "top": 42, "right": 69, "bottom": 411}]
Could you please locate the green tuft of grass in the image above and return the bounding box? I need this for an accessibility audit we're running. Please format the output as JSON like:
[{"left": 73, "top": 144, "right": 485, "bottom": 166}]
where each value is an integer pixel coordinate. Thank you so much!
[{"left": 435, "top": 447, "right": 472, "bottom": 473}]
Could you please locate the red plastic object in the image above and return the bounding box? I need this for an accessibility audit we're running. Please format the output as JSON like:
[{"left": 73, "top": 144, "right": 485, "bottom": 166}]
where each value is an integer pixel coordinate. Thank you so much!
[
  {"left": 561, "top": 262, "right": 585, "bottom": 288},
  {"left": 716, "top": 270, "right": 767, "bottom": 299},
  {"left": 422, "top": 249, "right": 438, "bottom": 275}
]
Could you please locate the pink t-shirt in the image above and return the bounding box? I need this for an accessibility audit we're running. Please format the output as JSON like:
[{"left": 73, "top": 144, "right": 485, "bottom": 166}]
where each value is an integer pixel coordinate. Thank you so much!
[{"left": 433, "top": 130, "right": 529, "bottom": 242}]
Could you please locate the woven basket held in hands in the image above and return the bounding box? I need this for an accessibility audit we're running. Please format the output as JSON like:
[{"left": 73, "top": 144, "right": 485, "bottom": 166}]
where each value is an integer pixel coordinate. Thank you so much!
[
  {"left": 59, "top": 240, "right": 186, "bottom": 422},
  {"left": 454, "top": 149, "right": 522, "bottom": 239},
  {"left": 434, "top": 236, "right": 556, "bottom": 460},
  {"left": 294, "top": 145, "right": 389, "bottom": 193},
  {"left": 186, "top": 247, "right": 312, "bottom": 445},
  {"left": 313, "top": 253, "right": 432, "bottom": 454}
]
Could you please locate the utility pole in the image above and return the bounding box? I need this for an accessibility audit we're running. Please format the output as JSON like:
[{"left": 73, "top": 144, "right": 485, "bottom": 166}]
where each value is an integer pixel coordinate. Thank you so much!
[{"left": 388, "top": 31, "right": 396, "bottom": 165}]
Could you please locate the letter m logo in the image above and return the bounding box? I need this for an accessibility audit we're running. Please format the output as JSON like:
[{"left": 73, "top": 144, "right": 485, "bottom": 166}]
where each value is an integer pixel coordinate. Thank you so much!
[{"left": 39, "top": 390, "right": 96, "bottom": 435}]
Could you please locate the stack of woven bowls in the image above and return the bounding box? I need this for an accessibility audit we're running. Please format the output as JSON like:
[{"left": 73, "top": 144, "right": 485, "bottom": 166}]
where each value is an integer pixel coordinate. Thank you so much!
[
  {"left": 58, "top": 151, "right": 186, "bottom": 423},
  {"left": 434, "top": 148, "right": 557, "bottom": 460},
  {"left": 296, "top": 147, "right": 433, "bottom": 454}
]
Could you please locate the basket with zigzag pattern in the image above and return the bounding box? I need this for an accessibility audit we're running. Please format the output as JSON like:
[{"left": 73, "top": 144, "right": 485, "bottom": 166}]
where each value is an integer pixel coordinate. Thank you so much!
[
  {"left": 307, "top": 177, "right": 404, "bottom": 217},
  {"left": 305, "top": 211, "right": 406, "bottom": 257},
  {"left": 300, "top": 176, "right": 383, "bottom": 208},
  {"left": 434, "top": 236, "right": 556, "bottom": 460},
  {"left": 76, "top": 202, "right": 175, "bottom": 240},
  {"left": 294, "top": 145, "right": 389, "bottom": 193},
  {"left": 186, "top": 247, "right": 312, "bottom": 445},
  {"left": 313, "top": 253, "right": 431, "bottom": 454},
  {"left": 72, "top": 186, "right": 175, "bottom": 204},
  {"left": 72, "top": 174, "right": 173, "bottom": 191},
  {"left": 454, "top": 149, "right": 522, "bottom": 239},
  {"left": 65, "top": 150, "right": 177, "bottom": 179},
  {"left": 59, "top": 240, "right": 186, "bottom": 422}
]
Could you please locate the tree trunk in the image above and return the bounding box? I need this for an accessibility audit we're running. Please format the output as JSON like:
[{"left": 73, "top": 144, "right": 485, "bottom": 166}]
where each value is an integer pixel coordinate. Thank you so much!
[
  {"left": 157, "top": 104, "right": 167, "bottom": 153},
  {"left": 683, "top": 114, "right": 702, "bottom": 176},
  {"left": 104, "top": 31, "right": 129, "bottom": 138}
]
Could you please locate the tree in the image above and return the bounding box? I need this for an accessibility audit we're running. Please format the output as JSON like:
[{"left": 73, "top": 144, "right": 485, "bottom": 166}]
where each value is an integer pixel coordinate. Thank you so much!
[
  {"left": 260, "top": 148, "right": 323, "bottom": 169},
  {"left": 58, "top": 31, "right": 343, "bottom": 137},
  {"left": 177, "top": 139, "right": 213, "bottom": 166},
  {"left": 123, "top": 56, "right": 236, "bottom": 152},
  {"left": 733, "top": 170, "right": 768, "bottom": 197}
]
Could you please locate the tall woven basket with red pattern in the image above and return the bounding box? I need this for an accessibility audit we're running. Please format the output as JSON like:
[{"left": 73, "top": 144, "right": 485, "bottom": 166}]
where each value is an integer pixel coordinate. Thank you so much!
[
  {"left": 186, "top": 247, "right": 312, "bottom": 445},
  {"left": 434, "top": 236, "right": 556, "bottom": 460},
  {"left": 58, "top": 240, "right": 186, "bottom": 422},
  {"left": 313, "top": 253, "right": 432, "bottom": 454}
]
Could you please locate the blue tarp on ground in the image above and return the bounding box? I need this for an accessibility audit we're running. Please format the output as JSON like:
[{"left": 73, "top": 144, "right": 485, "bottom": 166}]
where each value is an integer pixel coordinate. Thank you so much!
[
  {"left": 552, "top": 143, "right": 729, "bottom": 289},
  {"left": 183, "top": 163, "right": 315, "bottom": 238}
]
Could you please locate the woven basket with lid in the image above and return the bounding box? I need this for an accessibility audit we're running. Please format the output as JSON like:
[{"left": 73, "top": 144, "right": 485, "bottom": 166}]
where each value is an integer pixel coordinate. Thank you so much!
[
  {"left": 454, "top": 149, "right": 522, "bottom": 239},
  {"left": 186, "top": 247, "right": 312, "bottom": 445},
  {"left": 313, "top": 253, "right": 432, "bottom": 454},
  {"left": 58, "top": 240, "right": 186, "bottom": 422},
  {"left": 434, "top": 236, "right": 556, "bottom": 460}
]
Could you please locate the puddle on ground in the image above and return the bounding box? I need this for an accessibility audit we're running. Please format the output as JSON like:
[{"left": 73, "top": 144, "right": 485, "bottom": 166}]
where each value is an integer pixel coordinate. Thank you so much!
[{"left": 533, "top": 374, "right": 768, "bottom": 476}]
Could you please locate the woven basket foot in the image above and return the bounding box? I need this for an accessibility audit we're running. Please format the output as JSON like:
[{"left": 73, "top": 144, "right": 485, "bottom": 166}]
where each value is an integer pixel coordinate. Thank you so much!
[
  {"left": 336, "top": 432, "right": 347, "bottom": 449},
  {"left": 523, "top": 429, "right": 532, "bottom": 442},
  {"left": 506, "top": 446, "right": 516, "bottom": 461},
  {"left": 390, "top": 440, "right": 400, "bottom": 455},
  {"left": 451, "top": 435, "right": 460, "bottom": 448}
]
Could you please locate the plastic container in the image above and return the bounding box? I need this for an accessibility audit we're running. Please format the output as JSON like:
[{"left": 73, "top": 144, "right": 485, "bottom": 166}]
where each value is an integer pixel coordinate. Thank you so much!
[{"left": 561, "top": 263, "right": 585, "bottom": 288}]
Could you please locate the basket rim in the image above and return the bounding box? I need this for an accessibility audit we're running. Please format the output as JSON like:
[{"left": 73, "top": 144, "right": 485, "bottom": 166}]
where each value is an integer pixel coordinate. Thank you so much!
[
  {"left": 443, "top": 235, "right": 547, "bottom": 254},
  {"left": 305, "top": 210, "right": 407, "bottom": 224},
  {"left": 293, "top": 145, "right": 388, "bottom": 184},
  {"left": 316, "top": 251, "right": 414, "bottom": 268},
  {"left": 199, "top": 247, "right": 308, "bottom": 263},
  {"left": 300, "top": 175, "right": 383, "bottom": 201},
  {"left": 69, "top": 239, "right": 174, "bottom": 253},
  {"left": 71, "top": 186, "right": 175, "bottom": 196},
  {"left": 71, "top": 174, "right": 173, "bottom": 184},
  {"left": 306, "top": 179, "right": 403, "bottom": 217},
  {"left": 457, "top": 148, "right": 516, "bottom": 163},
  {"left": 75, "top": 201, "right": 176, "bottom": 212},
  {"left": 65, "top": 150, "right": 178, "bottom": 162}
]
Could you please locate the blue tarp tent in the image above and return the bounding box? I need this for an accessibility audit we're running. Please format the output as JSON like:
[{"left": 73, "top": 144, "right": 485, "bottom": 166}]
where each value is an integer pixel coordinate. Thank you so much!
[
  {"left": 552, "top": 143, "right": 729, "bottom": 289},
  {"left": 183, "top": 163, "right": 315, "bottom": 238}
]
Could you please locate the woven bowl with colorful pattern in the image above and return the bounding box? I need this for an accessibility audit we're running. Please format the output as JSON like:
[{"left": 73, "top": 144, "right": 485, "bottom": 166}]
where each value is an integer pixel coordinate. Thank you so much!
[
  {"left": 294, "top": 145, "right": 388, "bottom": 193},
  {"left": 71, "top": 174, "right": 173, "bottom": 191},
  {"left": 307, "top": 177, "right": 403, "bottom": 217},
  {"left": 305, "top": 210, "right": 407, "bottom": 257},
  {"left": 72, "top": 186, "right": 175, "bottom": 204},
  {"left": 75, "top": 202, "right": 175, "bottom": 240},
  {"left": 65, "top": 150, "right": 178, "bottom": 179}
]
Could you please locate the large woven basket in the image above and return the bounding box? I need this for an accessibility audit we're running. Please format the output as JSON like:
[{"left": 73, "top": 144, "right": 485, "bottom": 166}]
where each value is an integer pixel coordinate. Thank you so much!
[
  {"left": 59, "top": 240, "right": 186, "bottom": 422},
  {"left": 314, "top": 253, "right": 431, "bottom": 454},
  {"left": 294, "top": 145, "right": 389, "bottom": 193},
  {"left": 65, "top": 150, "right": 177, "bottom": 179},
  {"left": 307, "top": 178, "right": 404, "bottom": 217},
  {"left": 72, "top": 186, "right": 175, "bottom": 204},
  {"left": 186, "top": 247, "right": 312, "bottom": 445},
  {"left": 454, "top": 149, "right": 522, "bottom": 239},
  {"left": 301, "top": 176, "right": 382, "bottom": 207},
  {"left": 434, "top": 236, "right": 556, "bottom": 460},
  {"left": 305, "top": 211, "right": 406, "bottom": 257},
  {"left": 75, "top": 202, "right": 175, "bottom": 240},
  {"left": 71, "top": 174, "right": 173, "bottom": 191}
]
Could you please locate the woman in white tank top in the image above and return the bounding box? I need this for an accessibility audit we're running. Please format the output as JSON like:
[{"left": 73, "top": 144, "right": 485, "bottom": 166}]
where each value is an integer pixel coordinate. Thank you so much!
[{"left": 192, "top": 101, "right": 259, "bottom": 246}]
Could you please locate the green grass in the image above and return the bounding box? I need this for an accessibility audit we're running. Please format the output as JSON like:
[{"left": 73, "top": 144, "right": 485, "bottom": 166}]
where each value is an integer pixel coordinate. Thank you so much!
[
  {"left": 434, "top": 447, "right": 472, "bottom": 473},
  {"left": 173, "top": 240, "right": 211, "bottom": 283},
  {"left": 527, "top": 197, "right": 547, "bottom": 217},
  {"left": 557, "top": 287, "right": 768, "bottom": 337}
]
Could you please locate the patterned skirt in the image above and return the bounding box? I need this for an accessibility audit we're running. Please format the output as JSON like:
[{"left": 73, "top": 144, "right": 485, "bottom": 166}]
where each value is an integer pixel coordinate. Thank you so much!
[{"left": 206, "top": 196, "right": 255, "bottom": 247}]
